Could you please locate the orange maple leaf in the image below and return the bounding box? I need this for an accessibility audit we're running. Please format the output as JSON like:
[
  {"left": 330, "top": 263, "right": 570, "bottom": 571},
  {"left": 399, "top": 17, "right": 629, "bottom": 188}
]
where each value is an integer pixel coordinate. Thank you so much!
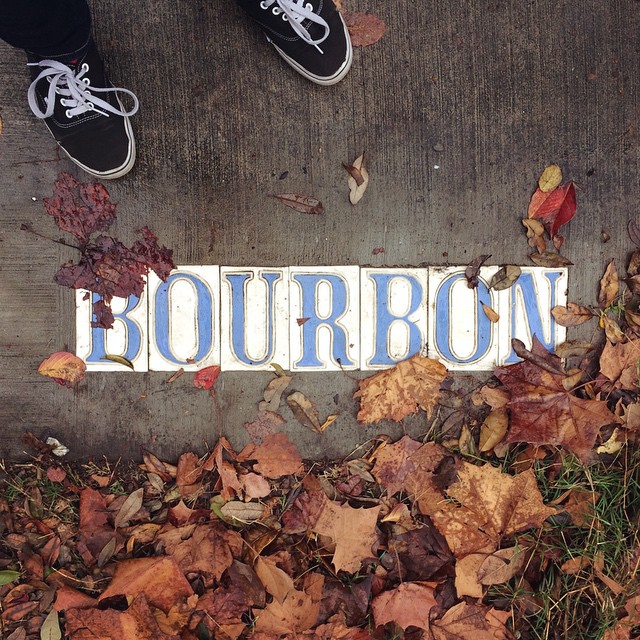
[
  {"left": 431, "top": 602, "right": 513, "bottom": 640},
  {"left": 238, "top": 433, "right": 304, "bottom": 478},
  {"left": 371, "top": 581, "right": 437, "bottom": 631},
  {"left": 355, "top": 354, "right": 448, "bottom": 424},
  {"left": 311, "top": 501, "right": 381, "bottom": 573},
  {"left": 495, "top": 341, "right": 619, "bottom": 462}
]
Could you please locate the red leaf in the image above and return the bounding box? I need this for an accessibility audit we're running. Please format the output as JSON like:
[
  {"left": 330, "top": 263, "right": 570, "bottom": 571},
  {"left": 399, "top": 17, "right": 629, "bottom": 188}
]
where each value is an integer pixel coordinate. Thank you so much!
[
  {"left": 527, "top": 182, "right": 577, "bottom": 238},
  {"left": 342, "top": 11, "right": 386, "bottom": 47},
  {"left": 38, "top": 351, "right": 86, "bottom": 387},
  {"left": 194, "top": 366, "right": 221, "bottom": 390},
  {"left": 47, "top": 466, "right": 67, "bottom": 483},
  {"left": 43, "top": 172, "right": 116, "bottom": 243}
]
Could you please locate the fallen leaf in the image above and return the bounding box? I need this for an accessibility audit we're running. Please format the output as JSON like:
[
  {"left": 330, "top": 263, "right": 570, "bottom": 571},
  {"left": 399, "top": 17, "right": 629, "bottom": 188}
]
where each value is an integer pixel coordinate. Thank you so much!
[
  {"left": 528, "top": 181, "right": 577, "bottom": 238},
  {"left": 600, "top": 339, "right": 640, "bottom": 389},
  {"left": 477, "top": 546, "right": 527, "bottom": 585},
  {"left": 114, "top": 487, "right": 144, "bottom": 528},
  {"left": 240, "top": 472, "right": 271, "bottom": 499},
  {"left": 311, "top": 501, "right": 380, "bottom": 573},
  {"left": 244, "top": 410, "right": 286, "bottom": 443},
  {"left": 355, "top": 354, "right": 448, "bottom": 423},
  {"left": 528, "top": 251, "right": 573, "bottom": 267},
  {"left": 342, "top": 11, "right": 386, "bottom": 47},
  {"left": 258, "top": 375, "right": 292, "bottom": 413},
  {"left": 255, "top": 555, "right": 294, "bottom": 604},
  {"left": 272, "top": 193, "right": 324, "bottom": 215},
  {"left": 46, "top": 437, "right": 70, "bottom": 457},
  {"left": 37, "top": 351, "right": 86, "bottom": 387},
  {"left": 318, "top": 414, "right": 339, "bottom": 431},
  {"left": 551, "top": 303, "right": 594, "bottom": 327},
  {"left": 0, "top": 570, "right": 20, "bottom": 585},
  {"left": 40, "top": 608, "right": 62, "bottom": 640},
  {"left": 561, "top": 556, "right": 590, "bottom": 574},
  {"left": 238, "top": 433, "right": 304, "bottom": 478},
  {"left": 482, "top": 303, "right": 500, "bottom": 322},
  {"left": 495, "top": 339, "right": 618, "bottom": 462},
  {"left": 193, "top": 365, "right": 220, "bottom": 390},
  {"left": 345, "top": 153, "right": 369, "bottom": 205},
  {"left": 46, "top": 466, "right": 67, "bottom": 483},
  {"left": 489, "top": 265, "right": 521, "bottom": 290},
  {"left": 629, "top": 220, "right": 640, "bottom": 248},
  {"left": 220, "top": 501, "right": 266, "bottom": 524},
  {"left": 101, "top": 354, "right": 134, "bottom": 369},
  {"left": 522, "top": 219, "right": 547, "bottom": 254},
  {"left": 479, "top": 408, "right": 508, "bottom": 452},
  {"left": 596, "top": 427, "right": 625, "bottom": 454},
  {"left": 431, "top": 601, "right": 512, "bottom": 640},
  {"left": 598, "top": 260, "right": 620, "bottom": 309},
  {"left": 253, "top": 572, "right": 324, "bottom": 635},
  {"left": 555, "top": 340, "right": 594, "bottom": 358},
  {"left": 287, "top": 391, "right": 322, "bottom": 431},
  {"left": 538, "top": 164, "right": 563, "bottom": 192},
  {"left": 429, "top": 462, "right": 554, "bottom": 557},
  {"left": 371, "top": 582, "right": 437, "bottom": 631},
  {"left": 465, "top": 254, "right": 491, "bottom": 289},
  {"left": 602, "top": 314, "right": 625, "bottom": 345},
  {"left": 371, "top": 435, "right": 422, "bottom": 495}
]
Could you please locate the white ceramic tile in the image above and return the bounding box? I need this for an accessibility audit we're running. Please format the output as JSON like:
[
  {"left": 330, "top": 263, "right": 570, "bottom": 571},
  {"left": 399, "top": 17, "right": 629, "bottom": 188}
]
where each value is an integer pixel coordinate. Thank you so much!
[
  {"left": 497, "top": 267, "right": 568, "bottom": 365},
  {"left": 360, "top": 268, "right": 429, "bottom": 370},
  {"left": 427, "top": 266, "right": 501, "bottom": 371},
  {"left": 220, "top": 267, "right": 289, "bottom": 371},
  {"left": 76, "top": 288, "right": 149, "bottom": 371},
  {"left": 289, "top": 266, "right": 360, "bottom": 371},
  {"left": 148, "top": 266, "right": 220, "bottom": 371}
]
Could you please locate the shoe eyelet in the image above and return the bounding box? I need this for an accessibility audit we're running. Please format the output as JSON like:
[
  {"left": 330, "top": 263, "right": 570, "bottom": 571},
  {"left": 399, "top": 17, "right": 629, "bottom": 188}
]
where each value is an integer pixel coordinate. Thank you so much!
[
  {"left": 260, "top": 0, "right": 268, "bottom": 7},
  {"left": 60, "top": 99, "right": 68, "bottom": 106},
  {"left": 64, "top": 109, "right": 72, "bottom": 118},
  {"left": 83, "top": 77, "right": 91, "bottom": 85},
  {"left": 81, "top": 62, "right": 89, "bottom": 73},
  {"left": 282, "top": 14, "right": 288, "bottom": 20},
  {"left": 306, "top": 2, "right": 313, "bottom": 10},
  {"left": 272, "top": 7, "right": 282, "bottom": 15}
]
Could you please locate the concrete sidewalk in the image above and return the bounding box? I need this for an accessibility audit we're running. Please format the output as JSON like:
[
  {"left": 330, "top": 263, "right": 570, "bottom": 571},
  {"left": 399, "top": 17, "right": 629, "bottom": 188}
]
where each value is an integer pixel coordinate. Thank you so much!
[{"left": 1, "top": 0, "right": 638, "bottom": 461}]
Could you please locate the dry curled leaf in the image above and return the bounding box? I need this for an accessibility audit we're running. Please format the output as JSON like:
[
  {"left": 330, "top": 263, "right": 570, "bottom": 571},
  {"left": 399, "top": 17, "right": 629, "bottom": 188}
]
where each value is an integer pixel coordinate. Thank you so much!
[
  {"left": 465, "top": 254, "right": 491, "bottom": 289},
  {"left": 528, "top": 251, "right": 573, "bottom": 267},
  {"left": 598, "top": 260, "right": 620, "bottom": 309},
  {"left": 522, "top": 218, "right": 547, "bottom": 254},
  {"left": 286, "top": 391, "right": 321, "bottom": 432},
  {"left": 272, "top": 193, "right": 324, "bottom": 215},
  {"left": 354, "top": 354, "right": 448, "bottom": 424},
  {"left": 481, "top": 303, "right": 500, "bottom": 323},
  {"left": 551, "top": 303, "right": 594, "bottom": 327},
  {"left": 38, "top": 351, "right": 86, "bottom": 387},
  {"left": 489, "top": 265, "right": 521, "bottom": 290},
  {"left": 345, "top": 153, "right": 369, "bottom": 205}
]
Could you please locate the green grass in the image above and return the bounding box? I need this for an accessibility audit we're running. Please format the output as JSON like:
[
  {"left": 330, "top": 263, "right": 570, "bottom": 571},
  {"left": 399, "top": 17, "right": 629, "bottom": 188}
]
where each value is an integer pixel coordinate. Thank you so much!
[{"left": 487, "top": 447, "right": 640, "bottom": 640}]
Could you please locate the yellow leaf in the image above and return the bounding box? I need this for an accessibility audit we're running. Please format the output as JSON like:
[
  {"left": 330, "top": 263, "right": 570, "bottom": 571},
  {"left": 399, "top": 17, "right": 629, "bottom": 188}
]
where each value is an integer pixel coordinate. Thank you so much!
[
  {"left": 101, "top": 354, "right": 135, "bottom": 369},
  {"left": 481, "top": 303, "right": 500, "bottom": 323},
  {"left": 538, "top": 164, "right": 563, "bottom": 192},
  {"left": 38, "top": 351, "right": 86, "bottom": 386},
  {"left": 479, "top": 408, "right": 508, "bottom": 452}
]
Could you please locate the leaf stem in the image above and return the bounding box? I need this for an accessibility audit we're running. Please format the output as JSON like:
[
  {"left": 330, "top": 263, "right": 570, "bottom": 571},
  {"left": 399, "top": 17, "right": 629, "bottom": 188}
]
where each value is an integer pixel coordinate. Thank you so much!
[{"left": 20, "top": 223, "right": 81, "bottom": 250}]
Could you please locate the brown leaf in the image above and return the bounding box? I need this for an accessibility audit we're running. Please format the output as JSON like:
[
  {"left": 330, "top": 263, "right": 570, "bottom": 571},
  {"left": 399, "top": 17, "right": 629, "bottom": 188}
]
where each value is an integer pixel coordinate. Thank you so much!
[
  {"left": 244, "top": 410, "right": 286, "bottom": 444},
  {"left": 477, "top": 546, "right": 527, "bottom": 585},
  {"left": 598, "top": 260, "right": 620, "bottom": 308},
  {"left": 238, "top": 433, "right": 304, "bottom": 478},
  {"left": 489, "top": 265, "right": 521, "bottom": 290},
  {"left": 538, "top": 164, "right": 563, "bottom": 193},
  {"left": 522, "top": 219, "right": 547, "bottom": 254},
  {"left": 114, "top": 487, "right": 144, "bottom": 528},
  {"left": 431, "top": 602, "right": 513, "bottom": 640},
  {"left": 551, "top": 303, "right": 594, "bottom": 327},
  {"left": 286, "top": 391, "right": 322, "bottom": 431},
  {"left": 345, "top": 153, "right": 369, "bottom": 205},
  {"left": 482, "top": 303, "right": 500, "bottom": 323},
  {"left": 479, "top": 408, "right": 508, "bottom": 452},
  {"left": 371, "top": 435, "right": 422, "bottom": 496},
  {"left": 371, "top": 582, "right": 437, "bottom": 631},
  {"left": 253, "top": 572, "right": 324, "bottom": 635},
  {"left": 465, "top": 254, "right": 491, "bottom": 289},
  {"left": 241, "top": 472, "right": 271, "bottom": 499},
  {"left": 629, "top": 220, "right": 640, "bottom": 248},
  {"left": 255, "top": 555, "right": 295, "bottom": 604},
  {"left": 430, "top": 463, "right": 554, "bottom": 557},
  {"left": 54, "top": 585, "right": 98, "bottom": 612},
  {"left": 37, "top": 351, "right": 86, "bottom": 387},
  {"left": 495, "top": 340, "right": 619, "bottom": 462},
  {"left": 98, "top": 556, "right": 193, "bottom": 612},
  {"left": 599, "top": 339, "right": 640, "bottom": 390},
  {"left": 47, "top": 466, "right": 67, "bottom": 483},
  {"left": 354, "top": 354, "right": 448, "bottom": 424},
  {"left": 258, "top": 375, "right": 292, "bottom": 413},
  {"left": 220, "top": 501, "right": 266, "bottom": 525},
  {"left": 342, "top": 11, "right": 386, "bottom": 47},
  {"left": 602, "top": 314, "right": 625, "bottom": 345},
  {"left": 311, "top": 501, "right": 381, "bottom": 573},
  {"left": 272, "top": 193, "right": 324, "bottom": 214},
  {"left": 528, "top": 251, "right": 573, "bottom": 267}
]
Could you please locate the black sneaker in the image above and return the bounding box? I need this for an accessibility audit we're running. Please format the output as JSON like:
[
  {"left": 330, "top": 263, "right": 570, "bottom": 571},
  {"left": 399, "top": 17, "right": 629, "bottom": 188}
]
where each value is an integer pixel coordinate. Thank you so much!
[
  {"left": 236, "top": 0, "right": 352, "bottom": 85},
  {"left": 26, "top": 39, "right": 139, "bottom": 180}
]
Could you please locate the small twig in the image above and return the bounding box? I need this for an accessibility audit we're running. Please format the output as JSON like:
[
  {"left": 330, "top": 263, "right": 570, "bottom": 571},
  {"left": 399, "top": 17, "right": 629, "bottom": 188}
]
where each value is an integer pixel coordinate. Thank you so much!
[{"left": 20, "top": 223, "right": 81, "bottom": 250}]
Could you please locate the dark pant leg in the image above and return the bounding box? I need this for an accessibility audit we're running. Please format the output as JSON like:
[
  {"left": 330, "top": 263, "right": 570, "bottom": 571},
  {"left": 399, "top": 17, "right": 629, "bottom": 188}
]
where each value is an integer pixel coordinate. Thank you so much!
[{"left": 0, "top": 0, "right": 91, "bottom": 56}]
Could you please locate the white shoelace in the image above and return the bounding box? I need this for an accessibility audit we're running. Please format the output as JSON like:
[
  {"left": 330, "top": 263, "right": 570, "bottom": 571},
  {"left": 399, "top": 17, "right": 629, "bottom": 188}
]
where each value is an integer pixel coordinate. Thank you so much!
[
  {"left": 259, "top": 0, "right": 330, "bottom": 49},
  {"left": 27, "top": 59, "right": 139, "bottom": 120}
]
